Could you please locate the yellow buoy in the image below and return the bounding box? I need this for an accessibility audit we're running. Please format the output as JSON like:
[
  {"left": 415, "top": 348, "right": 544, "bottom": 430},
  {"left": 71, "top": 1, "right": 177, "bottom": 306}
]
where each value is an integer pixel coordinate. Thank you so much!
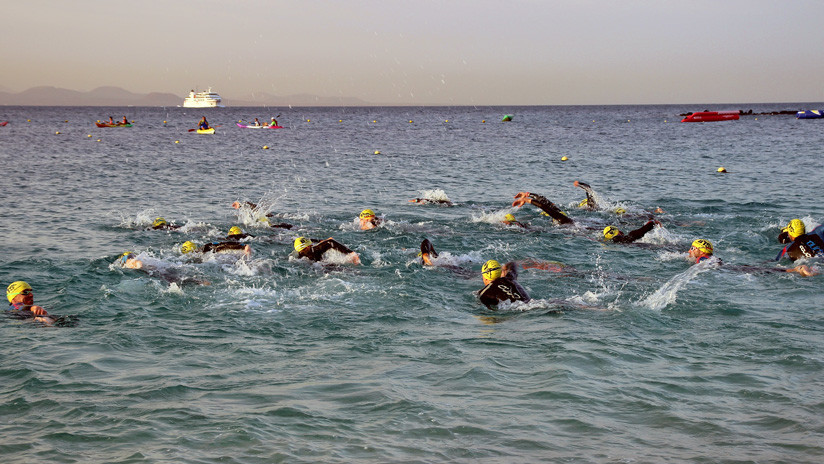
[
  {"left": 174, "top": 140, "right": 179, "bottom": 144},
  {"left": 163, "top": 120, "right": 167, "bottom": 124},
  {"left": 27, "top": 119, "right": 31, "bottom": 122},
  {"left": 482, "top": 120, "right": 486, "bottom": 123},
  {"left": 96, "top": 139, "right": 102, "bottom": 142},
  {"left": 717, "top": 167, "right": 727, "bottom": 173},
  {"left": 263, "top": 145, "right": 269, "bottom": 150},
  {"left": 87, "top": 134, "right": 92, "bottom": 137},
  {"left": 339, "top": 119, "right": 343, "bottom": 122},
  {"left": 306, "top": 119, "right": 310, "bottom": 122},
  {"left": 64, "top": 120, "right": 68, "bottom": 123},
  {"left": 445, "top": 119, "right": 449, "bottom": 122},
  {"left": 373, "top": 120, "right": 377, "bottom": 123},
  {"left": 561, "top": 156, "right": 568, "bottom": 161},
  {"left": 55, "top": 131, "right": 60, "bottom": 134},
  {"left": 409, "top": 120, "right": 413, "bottom": 123},
  {"left": 374, "top": 150, "right": 381, "bottom": 155}
]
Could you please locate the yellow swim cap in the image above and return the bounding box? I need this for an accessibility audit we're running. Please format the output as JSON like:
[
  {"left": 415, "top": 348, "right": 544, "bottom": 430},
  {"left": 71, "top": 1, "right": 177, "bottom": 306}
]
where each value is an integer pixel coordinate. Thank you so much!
[
  {"left": 691, "top": 239, "right": 713, "bottom": 255},
  {"left": 603, "top": 226, "right": 620, "bottom": 240},
  {"left": 504, "top": 213, "right": 516, "bottom": 222},
  {"left": 7, "top": 281, "right": 32, "bottom": 302},
  {"left": 153, "top": 217, "right": 167, "bottom": 227},
  {"left": 578, "top": 198, "right": 589, "bottom": 208},
  {"left": 359, "top": 209, "right": 375, "bottom": 219},
  {"left": 181, "top": 241, "right": 196, "bottom": 254},
  {"left": 786, "top": 219, "right": 805, "bottom": 239},
  {"left": 119, "top": 252, "right": 135, "bottom": 263},
  {"left": 614, "top": 208, "right": 627, "bottom": 215},
  {"left": 482, "top": 260, "right": 502, "bottom": 281},
  {"left": 294, "top": 237, "right": 312, "bottom": 252},
  {"left": 229, "top": 226, "right": 242, "bottom": 236}
]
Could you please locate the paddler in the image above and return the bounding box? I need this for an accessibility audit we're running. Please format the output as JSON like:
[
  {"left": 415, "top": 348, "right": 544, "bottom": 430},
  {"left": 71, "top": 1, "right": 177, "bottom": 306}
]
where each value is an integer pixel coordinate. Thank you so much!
[{"left": 198, "top": 116, "right": 210, "bottom": 130}]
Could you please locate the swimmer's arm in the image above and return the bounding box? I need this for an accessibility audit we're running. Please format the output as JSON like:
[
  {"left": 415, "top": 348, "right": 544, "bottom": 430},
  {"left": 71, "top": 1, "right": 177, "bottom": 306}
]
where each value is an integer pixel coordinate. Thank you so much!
[
  {"left": 786, "top": 265, "right": 817, "bottom": 277},
  {"left": 522, "top": 194, "right": 574, "bottom": 225},
  {"left": 626, "top": 220, "right": 657, "bottom": 242},
  {"left": 573, "top": 181, "right": 599, "bottom": 209}
]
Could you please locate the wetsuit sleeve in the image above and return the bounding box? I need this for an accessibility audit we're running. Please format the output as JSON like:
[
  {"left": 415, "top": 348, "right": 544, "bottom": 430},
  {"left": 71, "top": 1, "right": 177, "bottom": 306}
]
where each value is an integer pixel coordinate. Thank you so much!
[
  {"left": 314, "top": 239, "right": 355, "bottom": 256},
  {"left": 620, "top": 221, "right": 655, "bottom": 244},
  {"left": 528, "top": 194, "right": 574, "bottom": 225},
  {"left": 782, "top": 234, "right": 824, "bottom": 261},
  {"left": 576, "top": 182, "right": 599, "bottom": 210},
  {"left": 204, "top": 242, "right": 246, "bottom": 253}
]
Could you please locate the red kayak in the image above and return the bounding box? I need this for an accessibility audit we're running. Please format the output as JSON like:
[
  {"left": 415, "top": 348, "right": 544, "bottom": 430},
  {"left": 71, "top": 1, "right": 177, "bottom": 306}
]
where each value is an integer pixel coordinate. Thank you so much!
[
  {"left": 681, "top": 111, "right": 739, "bottom": 123},
  {"left": 236, "top": 123, "right": 283, "bottom": 129},
  {"left": 0, "top": 121, "right": 8, "bottom": 126},
  {"left": 96, "top": 122, "right": 133, "bottom": 128}
]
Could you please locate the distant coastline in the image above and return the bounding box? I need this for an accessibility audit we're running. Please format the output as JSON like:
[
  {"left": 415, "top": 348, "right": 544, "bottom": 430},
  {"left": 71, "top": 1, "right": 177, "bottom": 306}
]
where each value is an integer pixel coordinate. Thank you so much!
[{"left": 0, "top": 86, "right": 370, "bottom": 107}]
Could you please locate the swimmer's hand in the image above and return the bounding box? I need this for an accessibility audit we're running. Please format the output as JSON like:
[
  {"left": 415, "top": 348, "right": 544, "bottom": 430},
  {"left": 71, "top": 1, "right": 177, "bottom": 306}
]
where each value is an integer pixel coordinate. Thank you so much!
[
  {"left": 29, "top": 305, "right": 49, "bottom": 316},
  {"left": 788, "top": 265, "right": 817, "bottom": 277},
  {"left": 512, "top": 192, "right": 532, "bottom": 207},
  {"left": 349, "top": 252, "right": 361, "bottom": 265}
]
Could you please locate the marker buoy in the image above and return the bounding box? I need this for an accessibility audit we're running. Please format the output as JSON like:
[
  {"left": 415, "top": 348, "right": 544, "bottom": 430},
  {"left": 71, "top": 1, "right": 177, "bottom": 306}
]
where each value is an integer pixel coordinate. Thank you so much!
[
  {"left": 262, "top": 145, "right": 269, "bottom": 150},
  {"left": 561, "top": 156, "right": 568, "bottom": 161},
  {"left": 96, "top": 139, "right": 102, "bottom": 142},
  {"left": 55, "top": 131, "right": 61, "bottom": 134},
  {"left": 482, "top": 120, "right": 486, "bottom": 123},
  {"left": 174, "top": 140, "right": 179, "bottom": 144},
  {"left": 717, "top": 167, "right": 727, "bottom": 173},
  {"left": 87, "top": 134, "right": 92, "bottom": 137},
  {"left": 374, "top": 150, "right": 381, "bottom": 155}
]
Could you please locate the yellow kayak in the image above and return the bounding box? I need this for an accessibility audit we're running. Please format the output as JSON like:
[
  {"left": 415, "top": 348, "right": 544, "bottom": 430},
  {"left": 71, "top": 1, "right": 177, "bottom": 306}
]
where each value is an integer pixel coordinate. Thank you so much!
[{"left": 196, "top": 128, "right": 215, "bottom": 134}]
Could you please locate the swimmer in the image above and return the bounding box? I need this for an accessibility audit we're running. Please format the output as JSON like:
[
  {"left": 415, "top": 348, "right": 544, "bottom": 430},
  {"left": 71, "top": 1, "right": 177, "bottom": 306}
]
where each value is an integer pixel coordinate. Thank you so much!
[
  {"left": 6, "top": 281, "right": 55, "bottom": 324},
  {"left": 359, "top": 209, "right": 382, "bottom": 230},
  {"left": 776, "top": 219, "right": 824, "bottom": 261},
  {"left": 512, "top": 192, "right": 574, "bottom": 225},
  {"left": 231, "top": 201, "right": 293, "bottom": 229},
  {"left": 573, "top": 181, "right": 600, "bottom": 211},
  {"left": 688, "top": 239, "right": 816, "bottom": 276},
  {"left": 603, "top": 220, "right": 660, "bottom": 244},
  {"left": 151, "top": 217, "right": 181, "bottom": 230},
  {"left": 502, "top": 213, "right": 528, "bottom": 228},
  {"left": 180, "top": 240, "right": 252, "bottom": 256},
  {"left": 409, "top": 198, "right": 454, "bottom": 206},
  {"left": 420, "top": 238, "right": 438, "bottom": 266},
  {"left": 117, "top": 251, "right": 212, "bottom": 285},
  {"left": 293, "top": 236, "right": 360, "bottom": 265},
  {"left": 227, "top": 226, "right": 254, "bottom": 240},
  {"left": 478, "top": 260, "right": 531, "bottom": 308}
]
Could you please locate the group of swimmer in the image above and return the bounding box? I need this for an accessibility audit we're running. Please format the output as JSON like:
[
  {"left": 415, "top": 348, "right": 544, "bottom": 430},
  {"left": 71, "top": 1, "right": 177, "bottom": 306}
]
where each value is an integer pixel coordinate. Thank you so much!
[{"left": 6, "top": 181, "right": 821, "bottom": 324}]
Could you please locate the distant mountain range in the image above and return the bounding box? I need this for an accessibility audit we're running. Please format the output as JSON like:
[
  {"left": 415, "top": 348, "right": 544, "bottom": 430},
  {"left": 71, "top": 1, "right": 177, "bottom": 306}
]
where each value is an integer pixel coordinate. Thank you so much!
[{"left": 0, "top": 86, "right": 371, "bottom": 107}]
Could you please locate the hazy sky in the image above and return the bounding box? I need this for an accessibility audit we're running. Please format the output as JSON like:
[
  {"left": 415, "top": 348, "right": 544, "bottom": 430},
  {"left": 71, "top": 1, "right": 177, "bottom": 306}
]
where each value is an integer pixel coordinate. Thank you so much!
[{"left": 4, "top": 1, "right": 823, "bottom": 105}]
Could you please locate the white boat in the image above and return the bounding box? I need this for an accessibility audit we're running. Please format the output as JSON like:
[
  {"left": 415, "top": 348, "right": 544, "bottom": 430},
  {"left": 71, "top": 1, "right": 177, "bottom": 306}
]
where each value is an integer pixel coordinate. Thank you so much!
[{"left": 182, "top": 88, "right": 224, "bottom": 108}]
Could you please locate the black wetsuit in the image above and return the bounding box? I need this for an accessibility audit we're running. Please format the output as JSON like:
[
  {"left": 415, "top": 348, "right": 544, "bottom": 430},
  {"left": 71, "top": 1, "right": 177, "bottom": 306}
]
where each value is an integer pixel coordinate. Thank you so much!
[
  {"left": 776, "top": 233, "right": 824, "bottom": 261},
  {"left": 201, "top": 242, "right": 248, "bottom": 253},
  {"left": 576, "top": 181, "right": 599, "bottom": 210},
  {"left": 298, "top": 239, "right": 355, "bottom": 262},
  {"left": 227, "top": 233, "right": 255, "bottom": 241},
  {"left": 478, "top": 263, "right": 531, "bottom": 308},
  {"left": 525, "top": 194, "right": 574, "bottom": 225},
  {"left": 611, "top": 220, "right": 656, "bottom": 244}
]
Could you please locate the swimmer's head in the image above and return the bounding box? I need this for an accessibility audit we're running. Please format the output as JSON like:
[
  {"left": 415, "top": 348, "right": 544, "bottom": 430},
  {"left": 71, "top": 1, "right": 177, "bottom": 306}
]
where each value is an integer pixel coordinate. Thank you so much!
[
  {"left": 482, "top": 260, "right": 502, "bottom": 282},
  {"left": 785, "top": 219, "right": 805, "bottom": 239},
  {"left": 603, "top": 226, "right": 621, "bottom": 240},
  {"left": 153, "top": 217, "right": 167, "bottom": 228},
  {"left": 578, "top": 198, "right": 589, "bottom": 208},
  {"left": 359, "top": 209, "right": 375, "bottom": 220},
  {"left": 231, "top": 201, "right": 241, "bottom": 209},
  {"left": 228, "top": 226, "right": 242, "bottom": 236},
  {"left": 119, "top": 252, "right": 135, "bottom": 264},
  {"left": 294, "top": 237, "right": 312, "bottom": 252},
  {"left": 7, "top": 281, "right": 32, "bottom": 303},
  {"left": 181, "top": 241, "right": 197, "bottom": 254},
  {"left": 504, "top": 213, "right": 516, "bottom": 223},
  {"left": 614, "top": 208, "right": 627, "bottom": 215},
  {"left": 420, "top": 239, "right": 438, "bottom": 258},
  {"left": 691, "top": 239, "right": 713, "bottom": 255}
]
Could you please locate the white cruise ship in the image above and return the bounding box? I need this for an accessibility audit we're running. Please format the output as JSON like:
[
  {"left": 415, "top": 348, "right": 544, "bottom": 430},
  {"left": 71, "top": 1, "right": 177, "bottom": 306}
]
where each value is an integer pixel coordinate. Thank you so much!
[{"left": 182, "top": 88, "right": 224, "bottom": 108}]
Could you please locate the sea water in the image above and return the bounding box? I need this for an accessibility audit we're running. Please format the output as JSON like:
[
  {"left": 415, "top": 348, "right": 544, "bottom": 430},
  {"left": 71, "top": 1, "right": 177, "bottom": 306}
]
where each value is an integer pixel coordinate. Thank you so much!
[{"left": 1, "top": 104, "right": 822, "bottom": 463}]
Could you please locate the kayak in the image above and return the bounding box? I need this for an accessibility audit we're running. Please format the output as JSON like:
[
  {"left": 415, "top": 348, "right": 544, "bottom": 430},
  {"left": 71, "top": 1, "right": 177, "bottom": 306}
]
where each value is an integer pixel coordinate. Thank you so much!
[
  {"left": 797, "top": 110, "right": 823, "bottom": 119},
  {"left": 0, "top": 121, "right": 8, "bottom": 127},
  {"left": 236, "top": 123, "right": 283, "bottom": 129},
  {"left": 96, "top": 122, "right": 133, "bottom": 128},
  {"left": 197, "top": 128, "right": 216, "bottom": 134},
  {"left": 681, "top": 111, "right": 739, "bottom": 123},
  {"left": 502, "top": 114, "right": 513, "bottom": 121}
]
